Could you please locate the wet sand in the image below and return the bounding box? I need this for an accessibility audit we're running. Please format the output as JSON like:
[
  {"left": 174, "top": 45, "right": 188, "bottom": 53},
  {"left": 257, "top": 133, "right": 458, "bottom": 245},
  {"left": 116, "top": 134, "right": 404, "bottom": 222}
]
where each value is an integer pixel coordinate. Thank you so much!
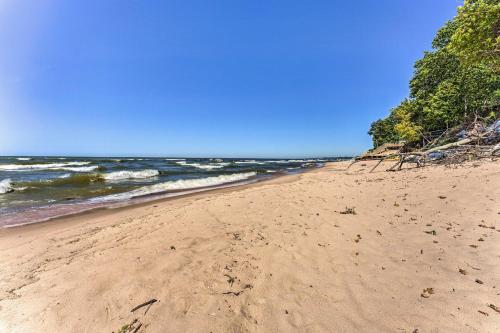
[{"left": 0, "top": 160, "right": 499, "bottom": 332}]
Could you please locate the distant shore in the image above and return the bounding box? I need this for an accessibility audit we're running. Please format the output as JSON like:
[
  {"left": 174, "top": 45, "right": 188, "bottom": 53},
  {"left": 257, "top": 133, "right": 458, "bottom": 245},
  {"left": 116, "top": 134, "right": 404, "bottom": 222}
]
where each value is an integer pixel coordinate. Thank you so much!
[{"left": 0, "top": 160, "right": 499, "bottom": 332}]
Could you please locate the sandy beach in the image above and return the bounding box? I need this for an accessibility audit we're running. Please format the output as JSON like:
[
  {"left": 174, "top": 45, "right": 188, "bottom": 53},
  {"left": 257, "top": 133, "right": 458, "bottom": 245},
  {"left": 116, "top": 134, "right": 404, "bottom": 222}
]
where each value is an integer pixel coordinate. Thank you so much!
[{"left": 0, "top": 160, "right": 499, "bottom": 333}]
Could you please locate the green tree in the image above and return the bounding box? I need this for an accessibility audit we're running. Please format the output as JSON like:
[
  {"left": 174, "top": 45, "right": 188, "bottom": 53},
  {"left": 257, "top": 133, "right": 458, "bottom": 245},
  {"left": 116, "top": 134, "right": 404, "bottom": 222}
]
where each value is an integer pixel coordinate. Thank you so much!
[
  {"left": 368, "top": 115, "right": 398, "bottom": 148},
  {"left": 393, "top": 100, "right": 422, "bottom": 142},
  {"left": 367, "top": 0, "right": 500, "bottom": 148},
  {"left": 423, "top": 80, "right": 462, "bottom": 129},
  {"left": 432, "top": 19, "right": 459, "bottom": 49},
  {"left": 410, "top": 49, "right": 460, "bottom": 106},
  {"left": 448, "top": 0, "right": 500, "bottom": 72}
]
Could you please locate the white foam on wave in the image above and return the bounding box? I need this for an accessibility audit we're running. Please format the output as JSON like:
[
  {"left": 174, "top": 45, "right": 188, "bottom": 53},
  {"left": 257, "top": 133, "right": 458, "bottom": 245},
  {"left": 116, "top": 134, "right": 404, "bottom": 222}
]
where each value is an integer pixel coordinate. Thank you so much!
[
  {"left": 0, "top": 179, "right": 13, "bottom": 194},
  {"left": 102, "top": 169, "right": 160, "bottom": 181},
  {"left": 165, "top": 158, "right": 185, "bottom": 161},
  {"left": 60, "top": 165, "right": 99, "bottom": 172},
  {"left": 93, "top": 172, "right": 256, "bottom": 202},
  {"left": 16, "top": 157, "right": 32, "bottom": 161},
  {"left": 234, "top": 160, "right": 266, "bottom": 165},
  {"left": 175, "top": 161, "right": 225, "bottom": 170},
  {"left": 265, "top": 159, "right": 324, "bottom": 164},
  {"left": 0, "top": 161, "right": 91, "bottom": 171}
]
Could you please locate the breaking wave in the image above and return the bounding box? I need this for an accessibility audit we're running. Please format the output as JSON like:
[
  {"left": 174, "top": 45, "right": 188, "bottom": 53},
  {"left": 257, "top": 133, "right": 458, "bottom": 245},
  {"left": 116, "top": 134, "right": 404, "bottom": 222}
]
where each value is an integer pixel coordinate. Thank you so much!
[
  {"left": 265, "top": 159, "right": 325, "bottom": 164},
  {"left": 93, "top": 172, "right": 257, "bottom": 202},
  {"left": 40, "top": 174, "right": 105, "bottom": 186},
  {"left": 11, "top": 169, "right": 161, "bottom": 189},
  {"left": 102, "top": 169, "right": 160, "bottom": 181},
  {"left": 0, "top": 161, "right": 93, "bottom": 171},
  {"left": 62, "top": 166, "right": 100, "bottom": 172},
  {"left": 175, "top": 161, "right": 227, "bottom": 170},
  {"left": 7, "top": 174, "right": 102, "bottom": 190},
  {"left": 0, "top": 179, "right": 13, "bottom": 194},
  {"left": 234, "top": 160, "right": 266, "bottom": 165}
]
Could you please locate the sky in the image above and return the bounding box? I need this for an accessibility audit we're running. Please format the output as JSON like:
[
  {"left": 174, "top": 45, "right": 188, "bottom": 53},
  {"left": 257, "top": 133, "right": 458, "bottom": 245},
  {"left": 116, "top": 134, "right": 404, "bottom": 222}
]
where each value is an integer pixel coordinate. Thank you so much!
[{"left": 0, "top": 0, "right": 460, "bottom": 158}]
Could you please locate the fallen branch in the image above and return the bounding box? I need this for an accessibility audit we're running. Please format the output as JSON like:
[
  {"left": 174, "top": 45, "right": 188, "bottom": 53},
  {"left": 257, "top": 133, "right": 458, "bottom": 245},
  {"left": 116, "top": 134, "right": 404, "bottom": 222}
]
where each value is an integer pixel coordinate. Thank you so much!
[
  {"left": 350, "top": 118, "right": 499, "bottom": 172},
  {"left": 132, "top": 323, "right": 142, "bottom": 333},
  {"left": 422, "top": 137, "right": 473, "bottom": 154},
  {"left": 131, "top": 299, "right": 157, "bottom": 313},
  {"left": 489, "top": 304, "right": 500, "bottom": 314}
]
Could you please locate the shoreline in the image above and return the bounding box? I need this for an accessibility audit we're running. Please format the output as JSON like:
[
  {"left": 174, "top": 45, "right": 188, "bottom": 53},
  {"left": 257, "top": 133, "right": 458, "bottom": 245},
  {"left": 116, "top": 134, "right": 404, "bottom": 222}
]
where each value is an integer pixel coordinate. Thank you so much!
[
  {"left": 0, "top": 165, "right": 319, "bottom": 233},
  {"left": 0, "top": 166, "right": 320, "bottom": 229},
  {"left": 1, "top": 160, "right": 498, "bottom": 332}
]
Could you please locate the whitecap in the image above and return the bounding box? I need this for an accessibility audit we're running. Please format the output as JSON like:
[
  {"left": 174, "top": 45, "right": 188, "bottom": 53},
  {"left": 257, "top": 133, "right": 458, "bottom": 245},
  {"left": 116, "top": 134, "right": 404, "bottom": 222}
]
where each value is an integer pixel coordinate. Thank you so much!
[
  {"left": 175, "top": 161, "right": 225, "bottom": 170},
  {"left": 234, "top": 160, "right": 266, "bottom": 165},
  {"left": 0, "top": 179, "right": 13, "bottom": 194},
  {"left": 93, "top": 172, "right": 256, "bottom": 202},
  {"left": 59, "top": 165, "right": 99, "bottom": 172},
  {"left": 102, "top": 169, "right": 160, "bottom": 181},
  {"left": 0, "top": 161, "right": 91, "bottom": 171},
  {"left": 264, "top": 159, "right": 323, "bottom": 164}
]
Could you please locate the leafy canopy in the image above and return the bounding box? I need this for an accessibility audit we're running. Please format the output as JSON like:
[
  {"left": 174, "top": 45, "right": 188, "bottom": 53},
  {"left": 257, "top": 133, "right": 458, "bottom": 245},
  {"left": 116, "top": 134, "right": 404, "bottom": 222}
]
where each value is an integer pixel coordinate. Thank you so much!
[{"left": 368, "top": 0, "right": 499, "bottom": 148}]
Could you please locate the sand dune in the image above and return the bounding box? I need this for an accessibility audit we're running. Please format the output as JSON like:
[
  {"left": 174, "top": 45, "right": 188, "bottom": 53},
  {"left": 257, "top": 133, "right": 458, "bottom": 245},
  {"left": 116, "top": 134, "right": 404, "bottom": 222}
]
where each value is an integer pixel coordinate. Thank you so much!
[{"left": 0, "top": 160, "right": 499, "bottom": 332}]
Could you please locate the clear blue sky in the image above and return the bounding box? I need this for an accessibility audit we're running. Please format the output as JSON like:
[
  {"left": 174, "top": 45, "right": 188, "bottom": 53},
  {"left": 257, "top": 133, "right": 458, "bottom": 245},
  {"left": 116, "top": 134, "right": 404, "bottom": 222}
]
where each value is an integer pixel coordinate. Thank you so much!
[{"left": 0, "top": 0, "right": 460, "bottom": 158}]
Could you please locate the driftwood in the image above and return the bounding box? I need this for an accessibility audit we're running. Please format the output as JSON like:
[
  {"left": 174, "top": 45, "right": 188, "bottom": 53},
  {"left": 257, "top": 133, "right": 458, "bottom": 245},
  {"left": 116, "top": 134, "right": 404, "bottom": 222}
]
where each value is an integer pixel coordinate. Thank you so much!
[
  {"left": 131, "top": 299, "right": 157, "bottom": 312},
  {"left": 347, "top": 152, "right": 401, "bottom": 172},
  {"left": 422, "top": 137, "right": 473, "bottom": 154},
  {"left": 349, "top": 118, "right": 499, "bottom": 172},
  {"left": 132, "top": 323, "right": 142, "bottom": 333}
]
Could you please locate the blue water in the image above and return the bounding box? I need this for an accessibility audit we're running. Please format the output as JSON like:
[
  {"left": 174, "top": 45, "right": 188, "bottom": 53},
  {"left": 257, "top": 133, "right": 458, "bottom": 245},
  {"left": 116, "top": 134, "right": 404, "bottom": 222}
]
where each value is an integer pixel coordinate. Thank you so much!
[{"left": 0, "top": 156, "right": 346, "bottom": 226}]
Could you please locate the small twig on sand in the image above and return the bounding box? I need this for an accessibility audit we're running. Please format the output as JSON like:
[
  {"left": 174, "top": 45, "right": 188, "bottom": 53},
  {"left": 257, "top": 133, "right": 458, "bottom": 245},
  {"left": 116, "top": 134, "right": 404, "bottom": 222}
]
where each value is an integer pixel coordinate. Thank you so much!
[
  {"left": 488, "top": 304, "right": 500, "bottom": 313},
  {"left": 132, "top": 323, "right": 142, "bottom": 333},
  {"left": 144, "top": 302, "right": 154, "bottom": 315},
  {"left": 466, "top": 262, "right": 481, "bottom": 270},
  {"left": 224, "top": 274, "right": 236, "bottom": 287},
  {"left": 131, "top": 299, "right": 157, "bottom": 313},
  {"left": 222, "top": 284, "right": 253, "bottom": 296}
]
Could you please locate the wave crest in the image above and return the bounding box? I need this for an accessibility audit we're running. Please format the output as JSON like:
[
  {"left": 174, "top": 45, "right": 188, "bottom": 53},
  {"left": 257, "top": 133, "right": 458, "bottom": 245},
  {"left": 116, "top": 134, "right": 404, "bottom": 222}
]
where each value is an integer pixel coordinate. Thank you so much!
[
  {"left": 94, "top": 172, "right": 256, "bottom": 201},
  {"left": 175, "top": 161, "right": 227, "bottom": 170},
  {"left": 0, "top": 161, "right": 93, "bottom": 171},
  {"left": 15, "top": 169, "right": 160, "bottom": 188},
  {"left": 0, "top": 179, "right": 13, "bottom": 194},
  {"left": 62, "top": 166, "right": 100, "bottom": 172},
  {"left": 102, "top": 169, "right": 160, "bottom": 181}
]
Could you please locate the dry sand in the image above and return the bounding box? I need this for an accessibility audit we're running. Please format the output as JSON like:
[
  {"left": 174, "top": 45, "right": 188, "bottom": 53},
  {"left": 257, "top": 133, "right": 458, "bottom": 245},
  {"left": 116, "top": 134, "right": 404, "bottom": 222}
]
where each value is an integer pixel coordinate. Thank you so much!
[{"left": 0, "top": 160, "right": 499, "bottom": 333}]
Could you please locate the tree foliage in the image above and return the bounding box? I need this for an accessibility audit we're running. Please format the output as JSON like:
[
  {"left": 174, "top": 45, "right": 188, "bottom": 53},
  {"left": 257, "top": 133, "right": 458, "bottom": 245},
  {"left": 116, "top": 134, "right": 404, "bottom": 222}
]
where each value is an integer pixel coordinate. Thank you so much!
[
  {"left": 368, "top": 116, "right": 398, "bottom": 148},
  {"left": 369, "top": 0, "right": 500, "bottom": 148},
  {"left": 393, "top": 100, "right": 422, "bottom": 142},
  {"left": 448, "top": 0, "right": 500, "bottom": 72}
]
